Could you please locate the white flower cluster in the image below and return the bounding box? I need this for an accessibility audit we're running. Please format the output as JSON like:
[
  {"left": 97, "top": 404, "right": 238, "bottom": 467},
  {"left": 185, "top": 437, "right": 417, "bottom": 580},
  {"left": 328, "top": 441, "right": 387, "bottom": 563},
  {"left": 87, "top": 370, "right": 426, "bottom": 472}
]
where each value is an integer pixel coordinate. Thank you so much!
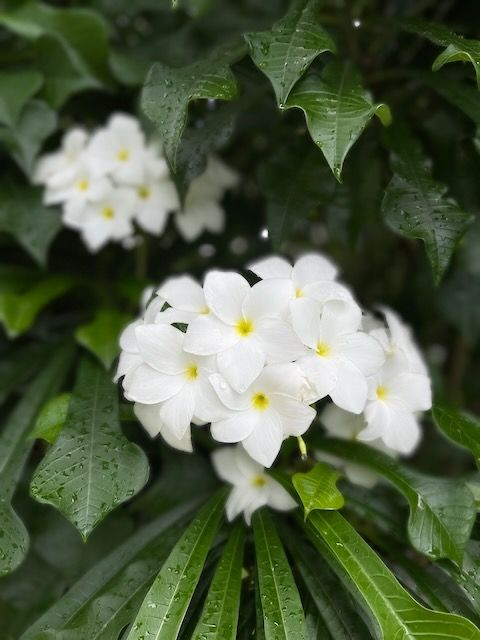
[
  {"left": 34, "top": 113, "right": 238, "bottom": 252},
  {"left": 116, "top": 253, "right": 432, "bottom": 522}
]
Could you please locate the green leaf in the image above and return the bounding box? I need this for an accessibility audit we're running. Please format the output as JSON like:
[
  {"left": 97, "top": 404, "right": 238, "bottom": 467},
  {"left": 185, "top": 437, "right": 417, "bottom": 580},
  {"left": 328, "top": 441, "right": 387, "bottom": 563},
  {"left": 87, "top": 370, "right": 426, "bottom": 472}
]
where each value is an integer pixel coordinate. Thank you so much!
[
  {"left": 0, "top": 275, "right": 72, "bottom": 338},
  {"left": 0, "top": 99, "right": 57, "bottom": 175},
  {"left": 245, "top": 0, "right": 336, "bottom": 107},
  {"left": 0, "top": 70, "right": 43, "bottom": 127},
  {"left": 440, "top": 541, "right": 480, "bottom": 617},
  {"left": 192, "top": 522, "right": 245, "bottom": 640},
  {"left": 20, "top": 499, "right": 204, "bottom": 639},
  {"left": 29, "top": 392, "right": 71, "bottom": 444},
  {"left": 0, "top": 184, "right": 62, "bottom": 266},
  {"left": 126, "top": 490, "right": 226, "bottom": 640},
  {"left": 0, "top": 343, "right": 73, "bottom": 577},
  {"left": 433, "top": 406, "right": 480, "bottom": 468},
  {"left": 316, "top": 437, "right": 476, "bottom": 565},
  {"left": 0, "top": 340, "right": 54, "bottom": 404},
  {"left": 285, "top": 62, "right": 390, "bottom": 180},
  {"left": 382, "top": 124, "right": 473, "bottom": 284},
  {"left": 0, "top": 1, "right": 112, "bottom": 85},
  {"left": 141, "top": 41, "right": 243, "bottom": 170},
  {"left": 415, "top": 71, "right": 480, "bottom": 126},
  {"left": 258, "top": 146, "right": 335, "bottom": 250},
  {"left": 31, "top": 357, "right": 149, "bottom": 540},
  {"left": 253, "top": 509, "right": 307, "bottom": 640},
  {"left": 304, "top": 509, "right": 480, "bottom": 640},
  {"left": 402, "top": 19, "right": 480, "bottom": 89},
  {"left": 292, "top": 462, "right": 344, "bottom": 519},
  {"left": 439, "top": 270, "right": 480, "bottom": 343},
  {"left": 75, "top": 308, "right": 132, "bottom": 370}
]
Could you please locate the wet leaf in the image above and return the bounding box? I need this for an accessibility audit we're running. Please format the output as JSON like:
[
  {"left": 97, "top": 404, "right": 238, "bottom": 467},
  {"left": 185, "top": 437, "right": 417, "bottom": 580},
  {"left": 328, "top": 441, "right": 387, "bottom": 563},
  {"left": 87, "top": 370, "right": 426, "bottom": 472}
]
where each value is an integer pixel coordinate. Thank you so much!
[{"left": 293, "top": 462, "right": 344, "bottom": 519}]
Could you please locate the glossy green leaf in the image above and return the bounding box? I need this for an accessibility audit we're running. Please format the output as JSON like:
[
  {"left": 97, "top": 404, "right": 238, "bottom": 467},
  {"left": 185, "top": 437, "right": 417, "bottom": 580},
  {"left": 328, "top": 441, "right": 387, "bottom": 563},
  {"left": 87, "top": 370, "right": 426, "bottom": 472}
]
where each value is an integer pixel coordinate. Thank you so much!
[
  {"left": 0, "top": 70, "right": 43, "bottom": 127},
  {"left": 127, "top": 490, "right": 226, "bottom": 640},
  {"left": 20, "top": 499, "right": 204, "bottom": 640},
  {"left": 31, "top": 357, "right": 149, "bottom": 540},
  {"left": 304, "top": 509, "right": 480, "bottom": 640},
  {"left": 433, "top": 406, "right": 480, "bottom": 467},
  {"left": 440, "top": 541, "right": 480, "bottom": 617},
  {"left": 192, "top": 522, "right": 245, "bottom": 640},
  {"left": 245, "top": 0, "right": 336, "bottom": 107},
  {"left": 29, "top": 392, "right": 71, "bottom": 444},
  {"left": 0, "top": 343, "right": 73, "bottom": 577},
  {"left": 304, "top": 596, "right": 332, "bottom": 639},
  {"left": 415, "top": 71, "right": 480, "bottom": 126},
  {"left": 316, "top": 437, "right": 476, "bottom": 565},
  {"left": 439, "top": 270, "right": 480, "bottom": 343},
  {"left": 253, "top": 509, "right": 307, "bottom": 640},
  {"left": 293, "top": 462, "right": 344, "bottom": 519},
  {"left": 285, "top": 62, "right": 390, "bottom": 180},
  {"left": 75, "top": 308, "right": 132, "bottom": 370},
  {"left": 403, "top": 19, "right": 480, "bottom": 89},
  {"left": 382, "top": 124, "right": 472, "bottom": 284},
  {"left": 0, "top": 184, "right": 62, "bottom": 266},
  {"left": 141, "top": 41, "right": 243, "bottom": 170}
]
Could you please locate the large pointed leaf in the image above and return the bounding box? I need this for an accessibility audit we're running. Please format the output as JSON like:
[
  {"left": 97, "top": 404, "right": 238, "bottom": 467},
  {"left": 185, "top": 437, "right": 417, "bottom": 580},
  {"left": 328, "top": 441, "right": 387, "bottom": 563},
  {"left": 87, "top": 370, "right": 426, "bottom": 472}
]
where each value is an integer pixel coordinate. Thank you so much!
[
  {"left": 29, "top": 392, "right": 71, "bottom": 444},
  {"left": 245, "top": 0, "right": 335, "bottom": 107},
  {"left": 433, "top": 406, "right": 480, "bottom": 468},
  {"left": 293, "top": 462, "right": 344, "bottom": 519},
  {"left": 31, "top": 357, "right": 149, "bottom": 540},
  {"left": 402, "top": 19, "right": 480, "bottom": 89},
  {"left": 192, "top": 522, "right": 245, "bottom": 640},
  {"left": 304, "top": 510, "right": 480, "bottom": 640},
  {"left": 285, "top": 62, "right": 390, "bottom": 180},
  {"left": 0, "top": 343, "right": 73, "bottom": 577},
  {"left": 141, "top": 41, "right": 243, "bottom": 170},
  {"left": 75, "top": 308, "right": 132, "bottom": 370},
  {"left": 253, "top": 509, "right": 307, "bottom": 640},
  {"left": 382, "top": 125, "right": 473, "bottom": 284},
  {"left": 316, "top": 437, "right": 476, "bottom": 565},
  {"left": 127, "top": 490, "right": 226, "bottom": 640}
]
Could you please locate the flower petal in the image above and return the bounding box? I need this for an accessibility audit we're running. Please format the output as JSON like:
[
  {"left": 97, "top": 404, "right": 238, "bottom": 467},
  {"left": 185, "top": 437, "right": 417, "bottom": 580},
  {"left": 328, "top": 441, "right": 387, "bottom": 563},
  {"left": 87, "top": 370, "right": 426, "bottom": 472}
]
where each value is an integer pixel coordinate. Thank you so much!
[
  {"left": 135, "top": 324, "right": 186, "bottom": 374},
  {"left": 204, "top": 271, "right": 250, "bottom": 324},
  {"left": 184, "top": 315, "right": 238, "bottom": 355},
  {"left": 293, "top": 253, "right": 338, "bottom": 287},
  {"left": 124, "top": 364, "right": 184, "bottom": 404},
  {"left": 241, "top": 410, "right": 283, "bottom": 467},
  {"left": 297, "top": 355, "right": 337, "bottom": 401},
  {"left": 211, "top": 447, "right": 246, "bottom": 484},
  {"left": 336, "top": 332, "right": 385, "bottom": 376},
  {"left": 329, "top": 361, "right": 367, "bottom": 414},
  {"left": 159, "top": 384, "right": 196, "bottom": 438},
  {"left": 133, "top": 402, "right": 163, "bottom": 438},
  {"left": 211, "top": 411, "right": 258, "bottom": 443},
  {"left": 257, "top": 319, "right": 305, "bottom": 363},
  {"left": 158, "top": 275, "right": 206, "bottom": 313},
  {"left": 389, "top": 373, "right": 432, "bottom": 412},
  {"left": 290, "top": 298, "right": 322, "bottom": 349},
  {"left": 209, "top": 373, "right": 252, "bottom": 411},
  {"left": 217, "top": 339, "right": 265, "bottom": 393},
  {"left": 267, "top": 480, "right": 297, "bottom": 511},
  {"left": 247, "top": 256, "right": 292, "bottom": 280},
  {"left": 243, "top": 279, "right": 292, "bottom": 320},
  {"left": 273, "top": 395, "right": 316, "bottom": 437}
]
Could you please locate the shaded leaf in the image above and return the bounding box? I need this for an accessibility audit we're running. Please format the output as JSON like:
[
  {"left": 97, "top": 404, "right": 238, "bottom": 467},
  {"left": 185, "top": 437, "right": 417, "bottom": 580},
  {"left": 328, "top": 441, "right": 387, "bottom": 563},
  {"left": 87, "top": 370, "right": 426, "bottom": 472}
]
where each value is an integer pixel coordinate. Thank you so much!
[
  {"left": 415, "top": 71, "right": 480, "bottom": 126},
  {"left": 0, "top": 70, "right": 43, "bottom": 127},
  {"left": 285, "top": 62, "right": 390, "bottom": 180},
  {"left": 439, "top": 270, "right": 480, "bottom": 344},
  {"left": 433, "top": 406, "right": 480, "bottom": 467},
  {"left": 31, "top": 357, "right": 150, "bottom": 540},
  {"left": 253, "top": 509, "right": 307, "bottom": 640},
  {"left": 75, "top": 308, "right": 132, "bottom": 370},
  {"left": 245, "top": 0, "right": 335, "bottom": 107},
  {"left": 127, "top": 490, "right": 226, "bottom": 640},
  {"left": 382, "top": 124, "right": 472, "bottom": 284},
  {"left": 29, "top": 392, "right": 71, "bottom": 444},
  {"left": 293, "top": 462, "right": 344, "bottom": 519},
  {"left": 0, "top": 340, "right": 54, "bottom": 404}
]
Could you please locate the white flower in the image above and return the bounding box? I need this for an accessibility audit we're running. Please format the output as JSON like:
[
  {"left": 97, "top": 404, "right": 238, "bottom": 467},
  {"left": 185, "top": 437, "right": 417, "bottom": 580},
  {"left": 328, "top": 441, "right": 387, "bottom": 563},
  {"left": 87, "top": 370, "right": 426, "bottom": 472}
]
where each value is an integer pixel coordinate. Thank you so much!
[
  {"left": 133, "top": 402, "right": 194, "bottom": 452},
  {"left": 174, "top": 156, "right": 238, "bottom": 241},
  {"left": 209, "top": 363, "right": 316, "bottom": 467},
  {"left": 212, "top": 445, "right": 296, "bottom": 524},
  {"left": 184, "top": 271, "right": 305, "bottom": 393},
  {"left": 317, "top": 404, "right": 396, "bottom": 488},
  {"left": 87, "top": 113, "right": 147, "bottom": 185},
  {"left": 296, "top": 300, "right": 385, "bottom": 413},
  {"left": 156, "top": 275, "right": 209, "bottom": 325},
  {"left": 133, "top": 159, "right": 179, "bottom": 235},
  {"left": 63, "top": 186, "right": 135, "bottom": 252},
  {"left": 33, "top": 128, "right": 88, "bottom": 186},
  {"left": 121, "top": 324, "right": 224, "bottom": 442},
  {"left": 43, "top": 159, "right": 111, "bottom": 207}
]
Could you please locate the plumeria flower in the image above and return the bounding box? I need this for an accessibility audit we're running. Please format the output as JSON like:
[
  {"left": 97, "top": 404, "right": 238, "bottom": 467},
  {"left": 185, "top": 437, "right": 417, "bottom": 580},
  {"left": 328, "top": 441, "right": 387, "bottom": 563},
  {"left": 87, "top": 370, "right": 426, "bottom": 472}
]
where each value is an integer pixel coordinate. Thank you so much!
[
  {"left": 34, "top": 128, "right": 88, "bottom": 188},
  {"left": 209, "top": 363, "right": 316, "bottom": 467},
  {"left": 212, "top": 445, "right": 296, "bottom": 524},
  {"left": 184, "top": 271, "right": 305, "bottom": 393},
  {"left": 63, "top": 187, "right": 135, "bottom": 252},
  {"left": 133, "top": 402, "right": 194, "bottom": 452},
  {"left": 43, "top": 159, "right": 111, "bottom": 207},
  {"left": 157, "top": 275, "right": 210, "bottom": 325},
  {"left": 317, "top": 404, "right": 396, "bottom": 488},
  {"left": 358, "top": 357, "right": 431, "bottom": 454},
  {"left": 87, "top": 113, "right": 147, "bottom": 185},
  {"left": 296, "top": 300, "right": 385, "bottom": 413},
  {"left": 121, "top": 324, "right": 224, "bottom": 442},
  {"left": 133, "top": 168, "right": 179, "bottom": 235}
]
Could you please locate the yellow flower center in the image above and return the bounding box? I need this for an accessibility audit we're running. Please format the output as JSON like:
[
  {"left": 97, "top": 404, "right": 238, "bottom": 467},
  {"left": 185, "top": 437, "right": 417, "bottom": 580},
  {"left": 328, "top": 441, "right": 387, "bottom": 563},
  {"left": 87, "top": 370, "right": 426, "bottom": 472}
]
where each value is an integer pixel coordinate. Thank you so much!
[
  {"left": 316, "top": 341, "right": 331, "bottom": 357},
  {"left": 295, "top": 287, "right": 304, "bottom": 298},
  {"left": 76, "top": 179, "right": 89, "bottom": 192},
  {"left": 116, "top": 148, "right": 130, "bottom": 162},
  {"left": 235, "top": 317, "right": 254, "bottom": 337},
  {"left": 251, "top": 474, "right": 267, "bottom": 487},
  {"left": 252, "top": 392, "right": 269, "bottom": 411},
  {"left": 101, "top": 206, "right": 115, "bottom": 219},
  {"left": 185, "top": 364, "right": 199, "bottom": 380},
  {"left": 376, "top": 385, "right": 389, "bottom": 400},
  {"left": 137, "top": 185, "right": 150, "bottom": 199},
  {"left": 200, "top": 307, "right": 210, "bottom": 315}
]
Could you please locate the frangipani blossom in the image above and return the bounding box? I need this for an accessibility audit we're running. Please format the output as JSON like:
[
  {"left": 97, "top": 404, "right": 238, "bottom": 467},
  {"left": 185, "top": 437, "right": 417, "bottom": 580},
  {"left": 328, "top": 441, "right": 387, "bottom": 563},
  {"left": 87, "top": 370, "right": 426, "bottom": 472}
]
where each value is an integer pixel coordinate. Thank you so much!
[
  {"left": 122, "top": 324, "right": 224, "bottom": 441},
  {"left": 33, "top": 128, "right": 88, "bottom": 187},
  {"left": 297, "top": 301, "right": 385, "bottom": 413},
  {"left": 184, "top": 271, "right": 305, "bottom": 393},
  {"left": 133, "top": 173, "right": 179, "bottom": 235},
  {"left": 209, "top": 363, "right": 316, "bottom": 467},
  {"left": 134, "top": 402, "right": 194, "bottom": 452},
  {"left": 157, "top": 275, "right": 209, "bottom": 325},
  {"left": 43, "top": 159, "right": 111, "bottom": 207},
  {"left": 212, "top": 445, "right": 296, "bottom": 524}
]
